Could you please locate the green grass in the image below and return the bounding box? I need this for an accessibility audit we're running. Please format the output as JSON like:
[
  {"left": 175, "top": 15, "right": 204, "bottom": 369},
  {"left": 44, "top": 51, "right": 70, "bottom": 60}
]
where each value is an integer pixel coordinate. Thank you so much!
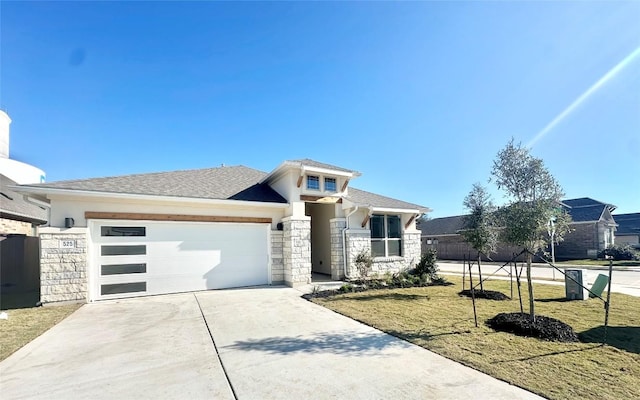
[
  {"left": 312, "top": 276, "right": 640, "bottom": 400},
  {"left": 0, "top": 304, "right": 82, "bottom": 361}
]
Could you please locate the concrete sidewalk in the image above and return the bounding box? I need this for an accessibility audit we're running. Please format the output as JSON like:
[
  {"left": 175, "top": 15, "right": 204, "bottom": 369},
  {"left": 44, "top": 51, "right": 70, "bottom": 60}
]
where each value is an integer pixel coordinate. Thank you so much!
[{"left": 1, "top": 287, "right": 543, "bottom": 399}]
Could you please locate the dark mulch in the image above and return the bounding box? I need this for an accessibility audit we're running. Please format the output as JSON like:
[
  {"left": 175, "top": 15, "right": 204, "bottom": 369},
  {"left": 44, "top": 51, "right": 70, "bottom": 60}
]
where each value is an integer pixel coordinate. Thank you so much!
[
  {"left": 459, "top": 289, "right": 510, "bottom": 301},
  {"left": 302, "top": 279, "right": 452, "bottom": 300},
  {"left": 487, "top": 312, "right": 579, "bottom": 342}
]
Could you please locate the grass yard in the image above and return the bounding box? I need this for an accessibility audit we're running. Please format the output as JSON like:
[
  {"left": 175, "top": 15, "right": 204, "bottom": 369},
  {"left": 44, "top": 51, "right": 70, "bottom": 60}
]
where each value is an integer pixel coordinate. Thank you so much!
[
  {"left": 312, "top": 276, "right": 640, "bottom": 400},
  {"left": 0, "top": 304, "right": 82, "bottom": 361}
]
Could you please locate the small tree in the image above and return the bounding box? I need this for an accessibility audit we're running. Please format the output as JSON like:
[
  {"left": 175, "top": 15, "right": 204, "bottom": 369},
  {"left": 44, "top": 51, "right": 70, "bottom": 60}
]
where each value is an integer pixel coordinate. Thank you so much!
[
  {"left": 491, "top": 139, "right": 571, "bottom": 321},
  {"left": 461, "top": 183, "right": 499, "bottom": 291}
]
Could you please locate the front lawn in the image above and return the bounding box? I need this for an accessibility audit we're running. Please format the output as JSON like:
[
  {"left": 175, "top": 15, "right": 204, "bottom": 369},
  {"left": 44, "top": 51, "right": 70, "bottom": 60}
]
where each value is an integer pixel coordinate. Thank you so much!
[
  {"left": 552, "top": 259, "right": 640, "bottom": 267},
  {"left": 311, "top": 276, "right": 640, "bottom": 400},
  {"left": 0, "top": 304, "right": 82, "bottom": 361}
]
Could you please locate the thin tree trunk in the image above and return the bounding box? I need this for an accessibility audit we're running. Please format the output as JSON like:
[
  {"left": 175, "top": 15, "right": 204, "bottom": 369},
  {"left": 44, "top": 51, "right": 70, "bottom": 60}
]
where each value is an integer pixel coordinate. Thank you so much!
[
  {"left": 515, "top": 264, "right": 524, "bottom": 313},
  {"left": 526, "top": 251, "right": 535, "bottom": 322},
  {"left": 477, "top": 252, "right": 484, "bottom": 292}
]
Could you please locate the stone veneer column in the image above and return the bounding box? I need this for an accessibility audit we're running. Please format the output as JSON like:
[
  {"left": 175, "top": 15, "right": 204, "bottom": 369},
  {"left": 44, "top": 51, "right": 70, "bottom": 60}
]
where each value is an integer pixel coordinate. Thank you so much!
[
  {"left": 270, "top": 230, "right": 284, "bottom": 284},
  {"left": 345, "top": 229, "right": 371, "bottom": 278},
  {"left": 403, "top": 232, "right": 422, "bottom": 268},
  {"left": 282, "top": 217, "right": 311, "bottom": 287},
  {"left": 39, "top": 228, "right": 88, "bottom": 303},
  {"left": 329, "top": 218, "right": 346, "bottom": 280}
]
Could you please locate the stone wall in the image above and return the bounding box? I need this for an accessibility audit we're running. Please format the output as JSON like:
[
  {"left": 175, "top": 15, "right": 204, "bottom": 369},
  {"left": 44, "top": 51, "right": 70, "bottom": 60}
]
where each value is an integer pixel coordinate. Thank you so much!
[
  {"left": 0, "top": 218, "right": 34, "bottom": 235},
  {"left": 403, "top": 232, "right": 421, "bottom": 268},
  {"left": 282, "top": 217, "right": 311, "bottom": 287},
  {"left": 271, "top": 230, "right": 284, "bottom": 284},
  {"left": 39, "top": 229, "right": 87, "bottom": 303},
  {"left": 345, "top": 229, "right": 370, "bottom": 278},
  {"left": 329, "top": 218, "right": 346, "bottom": 280}
]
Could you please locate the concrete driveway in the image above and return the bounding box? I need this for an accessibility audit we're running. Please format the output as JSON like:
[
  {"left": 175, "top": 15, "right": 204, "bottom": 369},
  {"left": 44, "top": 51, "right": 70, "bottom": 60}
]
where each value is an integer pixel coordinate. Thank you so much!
[{"left": 1, "top": 287, "right": 543, "bottom": 399}]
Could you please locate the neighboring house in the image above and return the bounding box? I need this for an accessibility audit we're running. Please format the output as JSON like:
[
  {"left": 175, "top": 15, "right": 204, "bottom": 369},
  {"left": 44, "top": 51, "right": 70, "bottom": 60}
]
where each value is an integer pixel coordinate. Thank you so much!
[
  {"left": 420, "top": 197, "right": 617, "bottom": 261},
  {"left": 13, "top": 159, "right": 429, "bottom": 303},
  {"left": 0, "top": 174, "right": 47, "bottom": 235},
  {"left": 613, "top": 213, "right": 640, "bottom": 248}
]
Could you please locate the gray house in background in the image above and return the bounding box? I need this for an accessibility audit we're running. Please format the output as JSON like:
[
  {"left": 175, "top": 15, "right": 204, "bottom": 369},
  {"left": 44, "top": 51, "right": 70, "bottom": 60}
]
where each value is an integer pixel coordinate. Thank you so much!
[
  {"left": 613, "top": 213, "right": 640, "bottom": 248},
  {"left": 420, "top": 197, "right": 618, "bottom": 261},
  {"left": 0, "top": 174, "right": 47, "bottom": 235}
]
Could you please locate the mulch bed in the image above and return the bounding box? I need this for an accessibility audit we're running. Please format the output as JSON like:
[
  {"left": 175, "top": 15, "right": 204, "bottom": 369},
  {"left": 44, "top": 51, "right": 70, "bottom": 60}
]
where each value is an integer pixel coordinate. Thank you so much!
[
  {"left": 487, "top": 312, "right": 579, "bottom": 342},
  {"left": 459, "top": 289, "right": 510, "bottom": 301},
  {"left": 302, "top": 279, "right": 452, "bottom": 300}
]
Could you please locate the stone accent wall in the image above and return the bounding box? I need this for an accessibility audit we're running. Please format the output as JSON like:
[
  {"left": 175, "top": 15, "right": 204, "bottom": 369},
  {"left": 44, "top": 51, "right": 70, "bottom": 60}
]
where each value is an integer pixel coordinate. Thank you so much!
[
  {"left": 40, "top": 230, "right": 87, "bottom": 303},
  {"left": 347, "top": 230, "right": 425, "bottom": 278},
  {"left": 403, "top": 232, "right": 421, "bottom": 268},
  {"left": 271, "top": 230, "right": 284, "bottom": 284},
  {"left": 345, "top": 229, "right": 371, "bottom": 278},
  {"left": 0, "top": 218, "right": 34, "bottom": 235},
  {"left": 282, "top": 217, "right": 311, "bottom": 287},
  {"left": 329, "top": 218, "right": 346, "bottom": 280}
]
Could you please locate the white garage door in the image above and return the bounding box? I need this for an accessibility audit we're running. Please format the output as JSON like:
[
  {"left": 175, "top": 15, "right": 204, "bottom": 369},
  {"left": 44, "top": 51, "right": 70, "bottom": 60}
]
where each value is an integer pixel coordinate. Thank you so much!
[{"left": 89, "top": 220, "right": 270, "bottom": 301}]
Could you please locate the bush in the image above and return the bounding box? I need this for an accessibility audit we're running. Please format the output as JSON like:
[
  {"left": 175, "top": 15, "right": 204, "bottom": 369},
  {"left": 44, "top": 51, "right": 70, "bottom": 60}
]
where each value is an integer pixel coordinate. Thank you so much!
[
  {"left": 598, "top": 244, "right": 640, "bottom": 261},
  {"left": 354, "top": 250, "right": 374, "bottom": 278},
  {"left": 414, "top": 249, "right": 439, "bottom": 280}
]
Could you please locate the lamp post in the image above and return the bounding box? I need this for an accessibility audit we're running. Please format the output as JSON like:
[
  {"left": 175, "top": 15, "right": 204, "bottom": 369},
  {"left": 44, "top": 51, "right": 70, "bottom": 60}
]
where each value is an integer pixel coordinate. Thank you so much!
[{"left": 548, "top": 217, "right": 556, "bottom": 280}]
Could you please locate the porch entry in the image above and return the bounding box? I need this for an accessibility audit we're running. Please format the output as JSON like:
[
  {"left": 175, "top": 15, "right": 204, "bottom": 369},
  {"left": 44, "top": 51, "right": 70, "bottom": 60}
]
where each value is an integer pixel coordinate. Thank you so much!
[{"left": 304, "top": 202, "right": 335, "bottom": 276}]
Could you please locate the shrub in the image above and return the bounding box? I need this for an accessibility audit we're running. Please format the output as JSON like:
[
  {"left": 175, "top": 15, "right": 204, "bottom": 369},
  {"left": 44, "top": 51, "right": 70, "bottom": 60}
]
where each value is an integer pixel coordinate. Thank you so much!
[
  {"left": 598, "top": 244, "right": 640, "bottom": 261},
  {"left": 354, "top": 250, "right": 374, "bottom": 278},
  {"left": 338, "top": 284, "right": 354, "bottom": 293},
  {"left": 414, "top": 249, "right": 439, "bottom": 280}
]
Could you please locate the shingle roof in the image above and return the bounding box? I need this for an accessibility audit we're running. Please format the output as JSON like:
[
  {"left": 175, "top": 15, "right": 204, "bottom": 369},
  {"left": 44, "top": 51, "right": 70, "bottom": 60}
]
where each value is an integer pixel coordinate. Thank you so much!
[
  {"left": 1, "top": 174, "right": 47, "bottom": 223},
  {"left": 23, "top": 166, "right": 287, "bottom": 203},
  {"left": 419, "top": 215, "right": 466, "bottom": 235},
  {"left": 561, "top": 197, "right": 615, "bottom": 223},
  {"left": 287, "top": 159, "right": 358, "bottom": 174},
  {"left": 347, "top": 187, "right": 428, "bottom": 212},
  {"left": 613, "top": 213, "right": 640, "bottom": 236}
]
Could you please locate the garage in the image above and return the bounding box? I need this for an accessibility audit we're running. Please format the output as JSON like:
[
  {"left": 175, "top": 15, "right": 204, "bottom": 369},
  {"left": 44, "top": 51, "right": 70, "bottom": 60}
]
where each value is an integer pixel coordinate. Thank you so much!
[{"left": 88, "top": 220, "right": 270, "bottom": 301}]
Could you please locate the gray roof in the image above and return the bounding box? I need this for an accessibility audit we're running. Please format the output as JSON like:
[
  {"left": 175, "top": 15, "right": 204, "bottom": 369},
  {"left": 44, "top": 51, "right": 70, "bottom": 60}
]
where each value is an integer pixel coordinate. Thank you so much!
[
  {"left": 419, "top": 215, "right": 466, "bottom": 236},
  {"left": 562, "top": 197, "right": 615, "bottom": 223},
  {"left": 613, "top": 213, "right": 640, "bottom": 236},
  {"left": 23, "top": 166, "right": 287, "bottom": 203},
  {"left": 287, "top": 159, "right": 359, "bottom": 174},
  {"left": 0, "top": 174, "right": 47, "bottom": 224},
  {"left": 16, "top": 162, "right": 427, "bottom": 212},
  {"left": 347, "top": 187, "right": 428, "bottom": 212}
]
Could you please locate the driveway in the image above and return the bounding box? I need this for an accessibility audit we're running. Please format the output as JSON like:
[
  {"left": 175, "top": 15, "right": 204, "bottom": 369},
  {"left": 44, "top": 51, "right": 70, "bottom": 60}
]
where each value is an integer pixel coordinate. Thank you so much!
[{"left": 1, "top": 287, "right": 542, "bottom": 399}]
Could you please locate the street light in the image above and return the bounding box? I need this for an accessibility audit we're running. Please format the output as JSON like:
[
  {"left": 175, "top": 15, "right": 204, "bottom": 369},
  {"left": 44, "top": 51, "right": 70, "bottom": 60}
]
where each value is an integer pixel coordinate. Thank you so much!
[{"left": 548, "top": 217, "right": 556, "bottom": 280}]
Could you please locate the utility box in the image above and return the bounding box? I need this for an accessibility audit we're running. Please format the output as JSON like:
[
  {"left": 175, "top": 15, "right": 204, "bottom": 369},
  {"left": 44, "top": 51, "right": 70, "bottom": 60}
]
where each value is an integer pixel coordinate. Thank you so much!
[{"left": 565, "top": 269, "right": 589, "bottom": 300}]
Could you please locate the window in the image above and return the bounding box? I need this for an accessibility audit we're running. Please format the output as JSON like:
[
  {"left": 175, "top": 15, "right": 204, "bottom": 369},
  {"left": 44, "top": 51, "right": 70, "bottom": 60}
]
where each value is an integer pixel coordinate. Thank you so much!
[
  {"left": 307, "top": 175, "right": 320, "bottom": 190},
  {"left": 324, "top": 177, "right": 337, "bottom": 192},
  {"left": 101, "top": 245, "right": 146, "bottom": 256},
  {"left": 101, "top": 263, "right": 147, "bottom": 275},
  {"left": 370, "top": 214, "right": 402, "bottom": 257}
]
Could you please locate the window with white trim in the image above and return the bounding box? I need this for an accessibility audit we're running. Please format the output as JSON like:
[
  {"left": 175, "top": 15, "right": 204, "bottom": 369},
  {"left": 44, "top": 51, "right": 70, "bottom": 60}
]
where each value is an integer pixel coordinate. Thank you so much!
[
  {"left": 370, "top": 214, "right": 402, "bottom": 257},
  {"left": 307, "top": 175, "right": 320, "bottom": 190}
]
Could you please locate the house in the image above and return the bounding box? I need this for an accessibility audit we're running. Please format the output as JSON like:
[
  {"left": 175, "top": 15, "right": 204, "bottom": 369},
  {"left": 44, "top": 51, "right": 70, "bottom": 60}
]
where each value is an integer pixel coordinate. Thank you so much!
[
  {"left": 12, "top": 159, "right": 429, "bottom": 303},
  {"left": 613, "top": 213, "right": 640, "bottom": 248},
  {"left": 420, "top": 197, "right": 617, "bottom": 261},
  {"left": 0, "top": 174, "right": 47, "bottom": 235}
]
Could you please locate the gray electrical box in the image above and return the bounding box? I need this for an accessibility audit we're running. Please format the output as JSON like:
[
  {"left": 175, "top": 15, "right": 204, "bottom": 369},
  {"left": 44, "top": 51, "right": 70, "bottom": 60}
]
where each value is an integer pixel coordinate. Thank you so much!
[{"left": 565, "top": 269, "right": 589, "bottom": 300}]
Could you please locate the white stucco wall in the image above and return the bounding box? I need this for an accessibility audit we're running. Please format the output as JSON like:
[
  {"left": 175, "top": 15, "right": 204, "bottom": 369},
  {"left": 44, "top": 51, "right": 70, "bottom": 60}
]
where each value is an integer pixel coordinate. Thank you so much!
[{"left": 47, "top": 195, "right": 287, "bottom": 229}]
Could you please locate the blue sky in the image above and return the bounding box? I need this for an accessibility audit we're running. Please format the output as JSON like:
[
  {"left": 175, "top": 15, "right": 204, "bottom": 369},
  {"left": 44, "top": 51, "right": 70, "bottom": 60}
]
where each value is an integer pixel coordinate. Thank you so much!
[{"left": 1, "top": 1, "right": 639, "bottom": 217}]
